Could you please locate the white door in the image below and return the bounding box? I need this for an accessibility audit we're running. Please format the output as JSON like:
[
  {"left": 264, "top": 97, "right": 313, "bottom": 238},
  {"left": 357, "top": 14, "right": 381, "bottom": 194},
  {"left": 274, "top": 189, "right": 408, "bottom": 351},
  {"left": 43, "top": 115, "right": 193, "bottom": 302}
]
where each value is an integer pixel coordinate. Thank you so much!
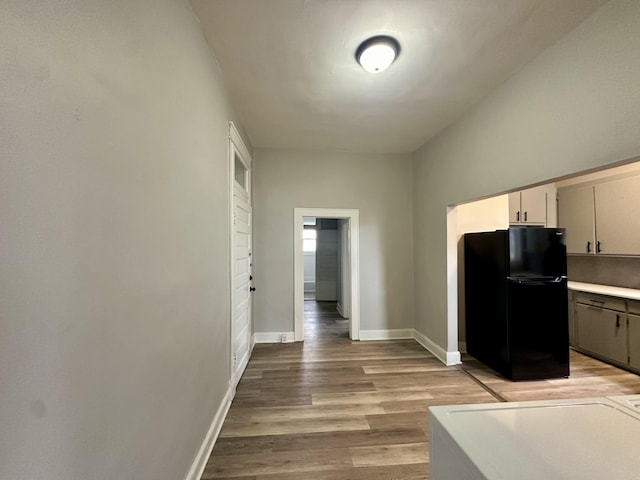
[
  {"left": 232, "top": 190, "right": 251, "bottom": 380},
  {"left": 229, "top": 122, "right": 253, "bottom": 386},
  {"left": 338, "top": 219, "right": 350, "bottom": 318}
]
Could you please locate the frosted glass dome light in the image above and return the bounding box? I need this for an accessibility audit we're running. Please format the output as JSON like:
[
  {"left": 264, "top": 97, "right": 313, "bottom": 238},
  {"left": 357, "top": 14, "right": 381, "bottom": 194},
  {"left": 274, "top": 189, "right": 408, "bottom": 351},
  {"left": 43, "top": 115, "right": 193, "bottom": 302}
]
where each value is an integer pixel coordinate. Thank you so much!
[{"left": 356, "top": 36, "right": 400, "bottom": 73}]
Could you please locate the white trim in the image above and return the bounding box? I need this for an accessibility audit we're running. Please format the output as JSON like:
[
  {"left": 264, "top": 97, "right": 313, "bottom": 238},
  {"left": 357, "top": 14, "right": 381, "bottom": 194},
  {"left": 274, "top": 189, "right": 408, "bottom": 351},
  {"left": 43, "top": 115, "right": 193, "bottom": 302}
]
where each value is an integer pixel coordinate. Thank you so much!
[
  {"left": 183, "top": 384, "right": 234, "bottom": 480},
  {"left": 413, "top": 329, "right": 462, "bottom": 366},
  {"left": 254, "top": 332, "right": 295, "bottom": 343},
  {"left": 229, "top": 122, "right": 252, "bottom": 168},
  {"left": 294, "top": 208, "right": 360, "bottom": 342},
  {"left": 359, "top": 329, "right": 462, "bottom": 365},
  {"left": 446, "top": 206, "right": 460, "bottom": 358},
  {"left": 359, "top": 329, "right": 414, "bottom": 340}
]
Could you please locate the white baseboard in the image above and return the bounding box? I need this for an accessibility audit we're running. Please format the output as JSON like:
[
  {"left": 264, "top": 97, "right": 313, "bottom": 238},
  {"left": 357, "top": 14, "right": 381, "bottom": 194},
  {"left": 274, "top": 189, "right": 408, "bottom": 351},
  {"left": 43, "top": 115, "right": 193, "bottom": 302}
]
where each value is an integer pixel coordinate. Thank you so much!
[
  {"left": 183, "top": 384, "right": 233, "bottom": 480},
  {"left": 359, "top": 329, "right": 415, "bottom": 340},
  {"left": 412, "top": 329, "right": 462, "bottom": 366},
  {"left": 231, "top": 342, "right": 254, "bottom": 389},
  {"left": 185, "top": 335, "right": 258, "bottom": 480},
  {"left": 350, "top": 328, "right": 461, "bottom": 366},
  {"left": 253, "top": 331, "right": 295, "bottom": 343}
]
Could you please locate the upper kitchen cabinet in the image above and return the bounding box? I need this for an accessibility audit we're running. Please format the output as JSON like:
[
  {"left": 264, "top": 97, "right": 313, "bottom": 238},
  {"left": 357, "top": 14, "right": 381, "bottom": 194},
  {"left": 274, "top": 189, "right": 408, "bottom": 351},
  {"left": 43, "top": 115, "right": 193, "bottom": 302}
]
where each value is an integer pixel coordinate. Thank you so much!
[
  {"left": 509, "top": 186, "right": 550, "bottom": 226},
  {"left": 558, "top": 185, "right": 596, "bottom": 255},
  {"left": 558, "top": 172, "right": 640, "bottom": 256},
  {"left": 594, "top": 175, "right": 640, "bottom": 255}
]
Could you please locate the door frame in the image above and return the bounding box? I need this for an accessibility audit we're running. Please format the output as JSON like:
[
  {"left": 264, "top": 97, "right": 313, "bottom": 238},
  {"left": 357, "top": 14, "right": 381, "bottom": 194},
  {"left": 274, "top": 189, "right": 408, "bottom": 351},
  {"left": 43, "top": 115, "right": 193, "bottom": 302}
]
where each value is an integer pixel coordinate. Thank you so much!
[
  {"left": 229, "top": 121, "right": 253, "bottom": 386},
  {"left": 293, "top": 208, "right": 360, "bottom": 341}
]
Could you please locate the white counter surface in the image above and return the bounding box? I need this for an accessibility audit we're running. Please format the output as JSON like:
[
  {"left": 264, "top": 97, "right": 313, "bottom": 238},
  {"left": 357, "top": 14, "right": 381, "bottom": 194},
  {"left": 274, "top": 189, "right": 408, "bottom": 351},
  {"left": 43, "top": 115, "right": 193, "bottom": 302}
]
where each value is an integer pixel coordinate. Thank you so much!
[
  {"left": 609, "top": 394, "right": 640, "bottom": 412},
  {"left": 430, "top": 397, "right": 640, "bottom": 480},
  {"left": 567, "top": 281, "right": 640, "bottom": 301}
]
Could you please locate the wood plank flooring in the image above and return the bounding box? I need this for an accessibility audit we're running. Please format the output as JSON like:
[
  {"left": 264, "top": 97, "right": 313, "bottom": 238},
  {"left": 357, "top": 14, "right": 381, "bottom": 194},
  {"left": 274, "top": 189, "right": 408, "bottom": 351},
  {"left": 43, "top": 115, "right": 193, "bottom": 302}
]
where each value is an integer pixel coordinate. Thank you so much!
[{"left": 201, "top": 301, "right": 640, "bottom": 479}]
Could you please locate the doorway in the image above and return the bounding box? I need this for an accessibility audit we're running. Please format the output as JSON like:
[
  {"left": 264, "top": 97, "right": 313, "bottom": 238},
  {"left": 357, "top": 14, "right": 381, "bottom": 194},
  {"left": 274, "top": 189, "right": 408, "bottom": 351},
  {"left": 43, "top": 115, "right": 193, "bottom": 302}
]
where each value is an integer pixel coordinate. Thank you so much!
[
  {"left": 294, "top": 208, "right": 360, "bottom": 341},
  {"left": 303, "top": 217, "right": 351, "bottom": 340}
]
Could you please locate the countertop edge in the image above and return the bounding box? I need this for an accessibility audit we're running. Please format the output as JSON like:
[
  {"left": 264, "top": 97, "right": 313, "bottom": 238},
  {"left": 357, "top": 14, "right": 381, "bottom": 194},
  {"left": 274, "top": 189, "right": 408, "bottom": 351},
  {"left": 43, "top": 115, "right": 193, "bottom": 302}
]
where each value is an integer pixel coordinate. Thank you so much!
[{"left": 568, "top": 281, "right": 640, "bottom": 301}]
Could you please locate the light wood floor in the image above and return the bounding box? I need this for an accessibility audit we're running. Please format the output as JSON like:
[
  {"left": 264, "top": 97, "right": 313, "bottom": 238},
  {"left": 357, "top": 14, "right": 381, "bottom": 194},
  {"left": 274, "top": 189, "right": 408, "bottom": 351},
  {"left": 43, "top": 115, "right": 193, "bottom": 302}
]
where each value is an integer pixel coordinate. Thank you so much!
[{"left": 201, "top": 302, "right": 640, "bottom": 479}]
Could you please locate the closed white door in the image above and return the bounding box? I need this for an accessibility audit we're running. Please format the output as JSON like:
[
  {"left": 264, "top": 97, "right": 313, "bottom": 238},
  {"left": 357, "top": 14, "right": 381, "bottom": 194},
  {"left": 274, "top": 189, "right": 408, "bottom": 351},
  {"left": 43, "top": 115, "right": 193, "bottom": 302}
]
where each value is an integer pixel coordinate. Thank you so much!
[
  {"left": 229, "top": 122, "right": 252, "bottom": 385},
  {"left": 232, "top": 190, "right": 252, "bottom": 381}
]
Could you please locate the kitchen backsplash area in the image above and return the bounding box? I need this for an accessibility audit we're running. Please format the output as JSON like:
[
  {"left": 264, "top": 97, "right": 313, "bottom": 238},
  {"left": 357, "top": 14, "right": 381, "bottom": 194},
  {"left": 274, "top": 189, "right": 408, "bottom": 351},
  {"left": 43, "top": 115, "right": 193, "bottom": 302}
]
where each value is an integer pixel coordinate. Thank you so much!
[{"left": 568, "top": 256, "right": 640, "bottom": 290}]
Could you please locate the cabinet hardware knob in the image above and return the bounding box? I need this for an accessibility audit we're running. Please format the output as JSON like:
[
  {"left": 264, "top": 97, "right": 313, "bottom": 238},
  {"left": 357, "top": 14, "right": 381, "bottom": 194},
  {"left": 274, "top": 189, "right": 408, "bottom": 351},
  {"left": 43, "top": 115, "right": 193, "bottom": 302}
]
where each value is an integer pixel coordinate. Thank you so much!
[
  {"left": 524, "top": 211, "right": 528, "bottom": 222},
  {"left": 587, "top": 241, "right": 591, "bottom": 253},
  {"left": 597, "top": 241, "right": 602, "bottom": 253},
  {"left": 249, "top": 286, "right": 256, "bottom": 292},
  {"left": 616, "top": 314, "right": 621, "bottom": 328},
  {"left": 516, "top": 211, "right": 520, "bottom": 222}
]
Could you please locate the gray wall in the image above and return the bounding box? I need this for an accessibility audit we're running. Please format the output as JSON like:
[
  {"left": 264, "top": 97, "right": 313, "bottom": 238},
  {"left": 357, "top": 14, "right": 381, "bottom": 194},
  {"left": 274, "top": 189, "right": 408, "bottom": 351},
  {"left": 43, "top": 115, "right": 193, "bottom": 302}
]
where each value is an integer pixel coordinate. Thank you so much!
[
  {"left": 0, "top": 1, "right": 246, "bottom": 478},
  {"left": 253, "top": 149, "right": 414, "bottom": 333},
  {"left": 412, "top": 0, "right": 640, "bottom": 354}
]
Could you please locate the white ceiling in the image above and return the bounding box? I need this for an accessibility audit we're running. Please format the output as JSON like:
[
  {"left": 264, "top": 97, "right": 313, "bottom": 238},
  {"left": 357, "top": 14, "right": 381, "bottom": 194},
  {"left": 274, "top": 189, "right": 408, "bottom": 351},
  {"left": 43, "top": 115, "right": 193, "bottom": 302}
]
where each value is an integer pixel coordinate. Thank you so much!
[{"left": 191, "top": 0, "right": 607, "bottom": 154}]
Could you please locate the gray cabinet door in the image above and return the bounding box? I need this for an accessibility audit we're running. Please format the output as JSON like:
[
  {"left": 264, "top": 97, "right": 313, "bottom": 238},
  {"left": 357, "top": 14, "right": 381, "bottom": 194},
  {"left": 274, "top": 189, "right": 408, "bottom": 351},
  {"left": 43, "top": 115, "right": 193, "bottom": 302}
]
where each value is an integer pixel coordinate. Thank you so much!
[
  {"left": 576, "top": 303, "right": 627, "bottom": 364},
  {"left": 509, "top": 192, "right": 521, "bottom": 224},
  {"left": 629, "top": 314, "right": 640, "bottom": 371},
  {"left": 520, "top": 187, "right": 547, "bottom": 224},
  {"left": 509, "top": 187, "right": 548, "bottom": 225},
  {"left": 568, "top": 291, "right": 576, "bottom": 347},
  {"left": 594, "top": 175, "right": 640, "bottom": 255},
  {"left": 558, "top": 185, "right": 595, "bottom": 255}
]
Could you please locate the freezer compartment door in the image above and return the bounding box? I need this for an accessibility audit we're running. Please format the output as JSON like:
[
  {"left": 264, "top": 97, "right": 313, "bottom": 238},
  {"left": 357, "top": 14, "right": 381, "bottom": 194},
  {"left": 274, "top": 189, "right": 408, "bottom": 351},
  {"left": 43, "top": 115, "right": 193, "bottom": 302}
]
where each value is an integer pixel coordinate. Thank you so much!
[
  {"left": 508, "top": 227, "right": 567, "bottom": 278},
  {"left": 507, "top": 277, "right": 570, "bottom": 380}
]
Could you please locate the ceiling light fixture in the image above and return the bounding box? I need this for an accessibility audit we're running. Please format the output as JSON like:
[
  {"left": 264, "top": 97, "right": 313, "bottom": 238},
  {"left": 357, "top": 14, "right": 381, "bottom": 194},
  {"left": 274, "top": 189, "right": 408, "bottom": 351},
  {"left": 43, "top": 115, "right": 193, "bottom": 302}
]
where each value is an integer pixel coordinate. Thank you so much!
[{"left": 356, "top": 35, "right": 400, "bottom": 73}]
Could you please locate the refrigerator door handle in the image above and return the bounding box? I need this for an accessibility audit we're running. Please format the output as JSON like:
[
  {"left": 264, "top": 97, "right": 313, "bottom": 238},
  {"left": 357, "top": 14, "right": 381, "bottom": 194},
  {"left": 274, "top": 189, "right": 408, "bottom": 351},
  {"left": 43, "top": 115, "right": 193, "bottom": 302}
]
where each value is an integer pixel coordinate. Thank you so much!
[{"left": 508, "top": 277, "right": 565, "bottom": 285}]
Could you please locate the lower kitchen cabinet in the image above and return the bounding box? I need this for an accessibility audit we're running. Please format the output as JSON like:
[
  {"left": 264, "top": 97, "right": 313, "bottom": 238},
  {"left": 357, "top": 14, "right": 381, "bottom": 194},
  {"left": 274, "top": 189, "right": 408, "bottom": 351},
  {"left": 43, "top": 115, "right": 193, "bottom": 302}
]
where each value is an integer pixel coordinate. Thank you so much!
[
  {"left": 568, "top": 291, "right": 576, "bottom": 346},
  {"left": 629, "top": 314, "right": 640, "bottom": 371},
  {"left": 576, "top": 303, "right": 627, "bottom": 364}
]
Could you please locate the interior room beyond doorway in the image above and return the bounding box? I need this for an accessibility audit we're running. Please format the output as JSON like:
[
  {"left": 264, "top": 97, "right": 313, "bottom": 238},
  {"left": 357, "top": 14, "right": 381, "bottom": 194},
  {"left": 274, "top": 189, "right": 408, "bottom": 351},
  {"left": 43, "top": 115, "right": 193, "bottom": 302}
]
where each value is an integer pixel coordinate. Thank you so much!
[{"left": 303, "top": 217, "right": 349, "bottom": 315}]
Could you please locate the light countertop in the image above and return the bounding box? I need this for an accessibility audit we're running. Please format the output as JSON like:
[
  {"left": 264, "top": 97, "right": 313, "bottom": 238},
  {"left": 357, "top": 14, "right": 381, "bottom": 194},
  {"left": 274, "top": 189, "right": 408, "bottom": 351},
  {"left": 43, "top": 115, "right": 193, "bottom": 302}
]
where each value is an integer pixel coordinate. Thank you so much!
[
  {"left": 430, "top": 397, "right": 640, "bottom": 480},
  {"left": 567, "top": 281, "right": 640, "bottom": 301}
]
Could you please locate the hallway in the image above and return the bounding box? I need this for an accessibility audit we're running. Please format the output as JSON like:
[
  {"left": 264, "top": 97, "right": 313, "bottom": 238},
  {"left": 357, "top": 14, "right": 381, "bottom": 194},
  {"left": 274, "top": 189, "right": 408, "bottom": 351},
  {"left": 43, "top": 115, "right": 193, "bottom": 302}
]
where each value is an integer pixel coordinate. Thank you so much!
[
  {"left": 203, "top": 301, "right": 449, "bottom": 479},
  {"left": 201, "top": 303, "right": 640, "bottom": 479},
  {"left": 303, "top": 300, "right": 350, "bottom": 343}
]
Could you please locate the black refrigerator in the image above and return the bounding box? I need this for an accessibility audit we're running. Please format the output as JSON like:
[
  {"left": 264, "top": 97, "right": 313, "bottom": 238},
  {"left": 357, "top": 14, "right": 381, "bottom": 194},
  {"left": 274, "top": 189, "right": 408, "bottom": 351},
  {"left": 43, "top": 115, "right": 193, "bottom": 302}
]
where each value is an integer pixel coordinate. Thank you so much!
[{"left": 464, "top": 228, "right": 569, "bottom": 381}]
